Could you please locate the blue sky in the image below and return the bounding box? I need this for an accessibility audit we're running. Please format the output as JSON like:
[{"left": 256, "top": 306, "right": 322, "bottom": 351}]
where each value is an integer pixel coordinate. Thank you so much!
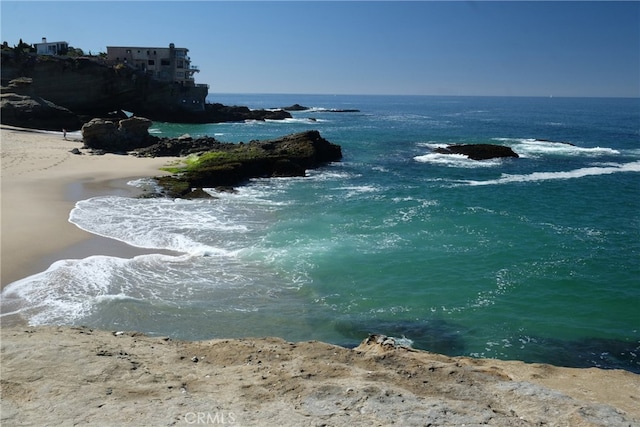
[{"left": 1, "top": 1, "right": 638, "bottom": 97}]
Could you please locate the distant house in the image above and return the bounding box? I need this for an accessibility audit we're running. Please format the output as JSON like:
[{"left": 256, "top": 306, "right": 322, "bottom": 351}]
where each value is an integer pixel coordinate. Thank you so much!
[
  {"left": 106, "top": 43, "right": 200, "bottom": 86},
  {"left": 34, "top": 37, "right": 68, "bottom": 55}
]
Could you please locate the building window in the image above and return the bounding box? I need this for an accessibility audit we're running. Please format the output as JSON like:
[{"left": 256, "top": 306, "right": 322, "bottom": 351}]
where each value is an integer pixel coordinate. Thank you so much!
[
  {"left": 161, "top": 59, "right": 170, "bottom": 66},
  {"left": 177, "top": 60, "right": 184, "bottom": 69},
  {"left": 148, "top": 60, "right": 155, "bottom": 65}
]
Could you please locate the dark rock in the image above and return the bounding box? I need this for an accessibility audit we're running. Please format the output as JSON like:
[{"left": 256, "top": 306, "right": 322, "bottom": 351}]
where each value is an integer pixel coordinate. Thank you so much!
[
  {"left": 69, "top": 147, "right": 82, "bottom": 155},
  {"left": 200, "top": 103, "right": 292, "bottom": 123},
  {"left": 183, "top": 188, "right": 214, "bottom": 199},
  {"left": 154, "top": 130, "right": 342, "bottom": 198},
  {"left": 118, "top": 116, "right": 152, "bottom": 136},
  {"left": 281, "top": 104, "right": 309, "bottom": 111},
  {"left": 133, "top": 136, "right": 224, "bottom": 157},
  {"left": 0, "top": 91, "right": 82, "bottom": 131},
  {"left": 433, "top": 144, "right": 519, "bottom": 160},
  {"left": 81, "top": 118, "right": 117, "bottom": 147},
  {"left": 81, "top": 117, "right": 158, "bottom": 152}
]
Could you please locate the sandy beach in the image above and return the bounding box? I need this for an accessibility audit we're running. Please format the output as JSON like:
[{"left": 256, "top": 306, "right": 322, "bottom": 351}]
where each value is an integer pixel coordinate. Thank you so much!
[
  {"left": 1, "top": 126, "right": 639, "bottom": 426},
  {"left": 0, "top": 125, "right": 179, "bottom": 288}
]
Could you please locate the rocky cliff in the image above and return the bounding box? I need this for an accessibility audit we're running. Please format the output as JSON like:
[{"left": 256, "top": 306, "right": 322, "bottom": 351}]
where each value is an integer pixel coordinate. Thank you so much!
[{"left": 0, "top": 52, "right": 291, "bottom": 129}]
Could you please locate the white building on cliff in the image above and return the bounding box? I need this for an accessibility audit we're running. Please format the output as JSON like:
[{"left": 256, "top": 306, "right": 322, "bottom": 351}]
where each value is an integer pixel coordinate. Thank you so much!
[{"left": 34, "top": 37, "right": 69, "bottom": 55}]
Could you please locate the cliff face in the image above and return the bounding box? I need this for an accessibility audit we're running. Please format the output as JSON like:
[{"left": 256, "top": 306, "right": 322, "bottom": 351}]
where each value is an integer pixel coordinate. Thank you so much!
[
  {"left": 1, "top": 53, "right": 208, "bottom": 117},
  {"left": 0, "top": 53, "right": 291, "bottom": 127}
]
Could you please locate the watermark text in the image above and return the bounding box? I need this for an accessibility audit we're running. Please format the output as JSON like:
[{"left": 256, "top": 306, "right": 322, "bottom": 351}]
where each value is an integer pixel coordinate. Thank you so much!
[{"left": 184, "top": 411, "right": 236, "bottom": 425}]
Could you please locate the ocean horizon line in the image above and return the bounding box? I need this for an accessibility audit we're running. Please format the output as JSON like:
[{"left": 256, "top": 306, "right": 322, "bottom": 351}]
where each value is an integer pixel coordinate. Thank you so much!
[{"left": 208, "top": 92, "right": 640, "bottom": 100}]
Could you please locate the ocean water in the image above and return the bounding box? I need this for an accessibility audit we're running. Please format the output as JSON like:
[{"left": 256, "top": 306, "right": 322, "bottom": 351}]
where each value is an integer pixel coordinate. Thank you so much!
[{"left": 2, "top": 94, "right": 639, "bottom": 372}]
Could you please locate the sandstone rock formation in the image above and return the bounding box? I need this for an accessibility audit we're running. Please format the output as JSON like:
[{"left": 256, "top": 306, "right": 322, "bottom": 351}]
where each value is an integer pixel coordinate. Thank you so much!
[
  {"left": 81, "top": 117, "right": 157, "bottom": 152},
  {"left": 2, "top": 326, "right": 638, "bottom": 426},
  {"left": 0, "top": 90, "right": 82, "bottom": 131}
]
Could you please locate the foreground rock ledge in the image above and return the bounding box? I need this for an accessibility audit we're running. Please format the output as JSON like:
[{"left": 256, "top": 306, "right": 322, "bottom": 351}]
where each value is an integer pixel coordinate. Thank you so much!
[{"left": 1, "top": 326, "right": 638, "bottom": 426}]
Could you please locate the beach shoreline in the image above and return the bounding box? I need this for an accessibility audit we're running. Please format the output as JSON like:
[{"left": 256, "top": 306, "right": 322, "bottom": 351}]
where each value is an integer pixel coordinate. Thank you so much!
[{"left": 0, "top": 125, "right": 180, "bottom": 289}]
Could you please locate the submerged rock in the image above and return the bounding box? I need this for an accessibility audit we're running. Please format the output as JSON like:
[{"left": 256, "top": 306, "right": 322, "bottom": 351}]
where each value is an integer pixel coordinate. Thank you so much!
[{"left": 433, "top": 144, "right": 519, "bottom": 160}]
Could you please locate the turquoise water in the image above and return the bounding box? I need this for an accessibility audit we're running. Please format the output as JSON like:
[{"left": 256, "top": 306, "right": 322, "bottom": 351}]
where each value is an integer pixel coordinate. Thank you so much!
[{"left": 3, "top": 95, "right": 639, "bottom": 372}]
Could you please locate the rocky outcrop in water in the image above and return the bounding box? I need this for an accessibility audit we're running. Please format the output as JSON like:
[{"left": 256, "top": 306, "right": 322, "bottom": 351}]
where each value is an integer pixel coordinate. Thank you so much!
[
  {"left": 433, "top": 144, "right": 519, "bottom": 160},
  {"left": 78, "top": 116, "right": 342, "bottom": 197},
  {"left": 200, "top": 103, "right": 291, "bottom": 123},
  {"left": 153, "top": 130, "right": 342, "bottom": 197}
]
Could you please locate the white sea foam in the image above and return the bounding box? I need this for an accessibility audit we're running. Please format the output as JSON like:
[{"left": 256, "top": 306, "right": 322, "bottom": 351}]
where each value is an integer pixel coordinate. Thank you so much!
[
  {"left": 414, "top": 152, "right": 503, "bottom": 168},
  {"left": 304, "top": 107, "right": 356, "bottom": 113},
  {"left": 0, "top": 249, "right": 285, "bottom": 326},
  {"left": 493, "top": 138, "right": 620, "bottom": 158},
  {"left": 414, "top": 142, "right": 507, "bottom": 168},
  {"left": 335, "top": 185, "right": 382, "bottom": 198},
  {"left": 127, "top": 177, "right": 164, "bottom": 193},
  {"left": 68, "top": 195, "right": 275, "bottom": 255},
  {"left": 265, "top": 117, "right": 325, "bottom": 124},
  {"left": 462, "top": 161, "right": 640, "bottom": 186},
  {"left": 1, "top": 255, "right": 138, "bottom": 324},
  {"left": 307, "top": 168, "right": 358, "bottom": 181}
]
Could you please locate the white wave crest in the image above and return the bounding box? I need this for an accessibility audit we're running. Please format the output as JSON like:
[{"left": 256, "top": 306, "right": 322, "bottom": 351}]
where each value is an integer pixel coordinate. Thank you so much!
[
  {"left": 0, "top": 255, "right": 153, "bottom": 324},
  {"left": 414, "top": 152, "right": 503, "bottom": 168},
  {"left": 69, "top": 196, "right": 251, "bottom": 255},
  {"left": 493, "top": 138, "right": 620, "bottom": 158},
  {"left": 463, "top": 161, "right": 640, "bottom": 186}
]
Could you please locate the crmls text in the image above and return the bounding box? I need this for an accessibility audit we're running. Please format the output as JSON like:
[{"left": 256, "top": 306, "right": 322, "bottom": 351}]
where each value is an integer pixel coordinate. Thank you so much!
[{"left": 184, "top": 411, "right": 236, "bottom": 425}]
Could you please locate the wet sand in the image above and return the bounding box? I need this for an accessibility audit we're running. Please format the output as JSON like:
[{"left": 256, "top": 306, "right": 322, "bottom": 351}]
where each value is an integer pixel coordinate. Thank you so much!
[{"left": 0, "top": 125, "right": 180, "bottom": 288}]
